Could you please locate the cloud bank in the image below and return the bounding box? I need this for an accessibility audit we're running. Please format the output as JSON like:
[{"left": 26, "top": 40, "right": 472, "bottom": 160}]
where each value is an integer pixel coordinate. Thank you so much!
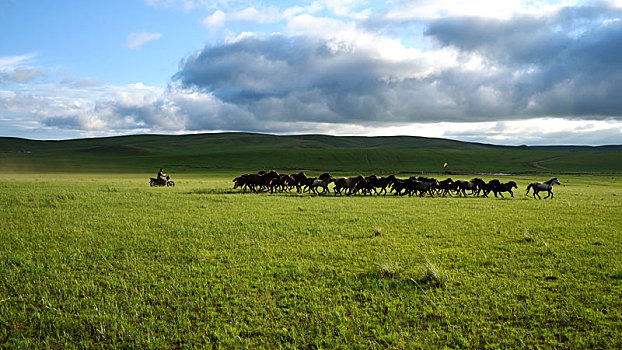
[
  {"left": 2, "top": 1, "right": 622, "bottom": 144},
  {"left": 176, "top": 3, "right": 622, "bottom": 124}
]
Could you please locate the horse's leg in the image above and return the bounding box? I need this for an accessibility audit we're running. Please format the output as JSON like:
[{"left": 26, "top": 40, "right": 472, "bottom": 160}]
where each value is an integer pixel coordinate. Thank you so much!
[
  {"left": 535, "top": 190, "right": 541, "bottom": 199},
  {"left": 320, "top": 186, "right": 328, "bottom": 195},
  {"left": 499, "top": 192, "right": 504, "bottom": 198},
  {"left": 509, "top": 190, "right": 514, "bottom": 198},
  {"left": 545, "top": 190, "right": 553, "bottom": 199}
]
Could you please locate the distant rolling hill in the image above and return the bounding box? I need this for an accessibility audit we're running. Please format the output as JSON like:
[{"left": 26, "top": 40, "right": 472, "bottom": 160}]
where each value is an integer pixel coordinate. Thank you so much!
[{"left": 1, "top": 132, "right": 621, "bottom": 174}]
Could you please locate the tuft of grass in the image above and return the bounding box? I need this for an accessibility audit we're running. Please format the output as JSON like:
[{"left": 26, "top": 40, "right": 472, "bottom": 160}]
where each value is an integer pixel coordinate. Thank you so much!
[
  {"left": 375, "top": 261, "right": 401, "bottom": 278},
  {"left": 522, "top": 230, "right": 535, "bottom": 243},
  {"left": 373, "top": 227, "right": 383, "bottom": 237},
  {"left": 419, "top": 256, "right": 445, "bottom": 287}
]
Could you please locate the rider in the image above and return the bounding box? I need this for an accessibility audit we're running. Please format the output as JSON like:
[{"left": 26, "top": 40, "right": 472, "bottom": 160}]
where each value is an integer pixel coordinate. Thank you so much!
[{"left": 157, "top": 168, "right": 167, "bottom": 181}]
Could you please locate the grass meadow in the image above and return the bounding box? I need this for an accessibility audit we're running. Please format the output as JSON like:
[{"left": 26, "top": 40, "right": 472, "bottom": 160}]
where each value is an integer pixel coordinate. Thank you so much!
[{"left": 1, "top": 172, "right": 621, "bottom": 348}]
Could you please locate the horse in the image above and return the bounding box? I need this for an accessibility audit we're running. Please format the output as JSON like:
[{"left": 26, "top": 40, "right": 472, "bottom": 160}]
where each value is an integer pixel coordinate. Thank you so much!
[
  {"left": 405, "top": 178, "right": 439, "bottom": 197},
  {"left": 389, "top": 177, "right": 410, "bottom": 196},
  {"left": 469, "top": 178, "right": 486, "bottom": 196},
  {"left": 454, "top": 180, "right": 479, "bottom": 197},
  {"left": 354, "top": 178, "right": 375, "bottom": 196},
  {"left": 333, "top": 176, "right": 364, "bottom": 195},
  {"left": 478, "top": 179, "right": 501, "bottom": 197},
  {"left": 366, "top": 174, "right": 392, "bottom": 195},
  {"left": 526, "top": 178, "right": 561, "bottom": 199},
  {"left": 300, "top": 177, "right": 317, "bottom": 193},
  {"left": 438, "top": 178, "right": 456, "bottom": 196},
  {"left": 309, "top": 173, "right": 334, "bottom": 195},
  {"left": 244, "top": 170, "right": 280, "bottom": 193},
  {"left": 268, "top": 174, "right": 296, "bottom": 193},
  {"left": 279, "top": 174, "right": 296, "bottom": 192},
  {"left": 421, "top": 177, "right": 440, "bottom": 195},
  {"left": 493, "top": 181, "right": 518, "bottom": 198},
  {"left": 385, "top": 175, "right": 400, "bottom": 194},
  {"left": 233, "top": 174, "right": 249, "bottom": 190},
  {"left": 290, "top": 172, "right": 308, "bottom": 193}
]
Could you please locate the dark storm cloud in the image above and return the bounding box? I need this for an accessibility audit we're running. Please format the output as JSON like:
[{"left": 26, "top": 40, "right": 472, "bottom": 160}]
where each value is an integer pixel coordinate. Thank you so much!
[
  {"left": 175, "top": 35, "right": 396, "bottom": 123},
  {"left": 172, "top": 4, "right": 622, "bottom": 127},
  {"left": 425, "top": 4, "right": 622, "bottom": 118}
]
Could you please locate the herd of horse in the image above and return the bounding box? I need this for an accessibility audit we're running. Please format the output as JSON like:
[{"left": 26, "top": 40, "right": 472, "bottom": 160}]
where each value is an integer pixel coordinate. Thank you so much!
[{"left": 233, "top": 171, "right": 561, "bottom": 199}]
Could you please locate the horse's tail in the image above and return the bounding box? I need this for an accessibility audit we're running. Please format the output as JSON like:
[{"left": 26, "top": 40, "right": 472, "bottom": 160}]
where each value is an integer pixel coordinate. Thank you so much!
[{"left": 526, "top": 183, "right": 533, "bottom": 194}]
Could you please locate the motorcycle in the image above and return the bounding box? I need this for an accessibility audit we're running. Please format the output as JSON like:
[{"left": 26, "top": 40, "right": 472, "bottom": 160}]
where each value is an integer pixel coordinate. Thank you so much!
[{"left": 150, "top": 175, "right": 175, "bottom": 187}]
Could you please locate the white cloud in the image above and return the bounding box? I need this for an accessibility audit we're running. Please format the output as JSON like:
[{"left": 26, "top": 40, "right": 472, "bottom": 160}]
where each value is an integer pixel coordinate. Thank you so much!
[
  {"left": 203, "top": 6, "right": 286, "bottom": 29},
  {"left": 2, "top": 75, "right": 621, "bottom": 145},
  {"left": 0, "top": 54, "right": 44, "bottom": 85},
  {"left": 0, "top": 54, "right": 37, "bottom": 70},
  {"left": 380, "top": 0, "right": 581, "bottom": 21},
  {"left": 124, "top": 32, "right": 163, "bottom": 49}
]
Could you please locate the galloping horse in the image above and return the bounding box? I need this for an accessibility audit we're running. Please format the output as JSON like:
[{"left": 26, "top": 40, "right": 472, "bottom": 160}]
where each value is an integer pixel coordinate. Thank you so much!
[
  {"left": 366, "top": 174, "right": 392, "bottom": 195},
  {"left": 290, "top": 172, "right": 308, "bottom": 193},
  {"left": 454, "top": 180, "right": 479, "bottom": 197},
  {"left": 310, "top": 173, "right": 334, "bottom": 195},
  {"left": 438, "top": 178, "right": 456, "bottom": 196},
  {"left": 493, "top": 181, "right": 518, "bottom": 198},
  {"left": 526, "top": 178, "right": 561, "bottom": 199},
  {"left": 333, "top": 176, "right": 364, "bottom": 195}
]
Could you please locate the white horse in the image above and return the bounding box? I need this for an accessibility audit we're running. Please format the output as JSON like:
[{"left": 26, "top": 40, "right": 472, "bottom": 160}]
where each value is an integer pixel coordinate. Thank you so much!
[{"left": 526, "top": 178, "right": 561, "bottom": 199}]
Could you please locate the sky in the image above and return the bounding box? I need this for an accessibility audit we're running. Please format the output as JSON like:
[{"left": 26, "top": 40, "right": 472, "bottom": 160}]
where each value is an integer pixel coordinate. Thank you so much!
[{"left": 1, "top": 0, "right": 622, "bottom": 145}]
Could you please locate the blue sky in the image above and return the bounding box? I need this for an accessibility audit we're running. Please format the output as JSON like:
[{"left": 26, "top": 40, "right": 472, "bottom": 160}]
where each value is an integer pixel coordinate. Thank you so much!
[{"left": 1, "top": 0, "right": 622, "bottom": 145}]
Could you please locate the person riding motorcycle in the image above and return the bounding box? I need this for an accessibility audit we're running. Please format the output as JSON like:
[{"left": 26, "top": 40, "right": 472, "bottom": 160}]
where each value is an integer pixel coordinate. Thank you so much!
[
  {"left": 150, "top": 168, "right": 174, "bottom": 187},
  {"left": 157, "top": 168, "right": 167, "bottom": 181}
]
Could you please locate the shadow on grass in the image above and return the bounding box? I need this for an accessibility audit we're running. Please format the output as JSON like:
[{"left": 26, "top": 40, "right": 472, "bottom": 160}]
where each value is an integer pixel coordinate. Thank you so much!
[{"left": 186, "top": 188, "right": 456, "bottom": 200}]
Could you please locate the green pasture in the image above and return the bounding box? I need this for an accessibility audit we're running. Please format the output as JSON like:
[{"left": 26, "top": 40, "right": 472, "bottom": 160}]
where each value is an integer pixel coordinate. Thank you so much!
[
  {"left": 2, "top": 133, "right": 622, "bottom": 174},
  {"left": 1, "top": 172, "right": 621, "bottom": 348}
]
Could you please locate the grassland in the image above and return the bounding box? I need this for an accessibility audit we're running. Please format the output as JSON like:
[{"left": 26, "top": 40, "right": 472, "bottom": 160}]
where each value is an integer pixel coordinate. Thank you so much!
[
  {"left": 2, "top": 133, "right": 622, "bottom": 174},
  {"left": 1, "top": 133, "right": 621, "bottom": 347},
  {"left": 1, "top": 172, "right": 621, "bottom": 348}
]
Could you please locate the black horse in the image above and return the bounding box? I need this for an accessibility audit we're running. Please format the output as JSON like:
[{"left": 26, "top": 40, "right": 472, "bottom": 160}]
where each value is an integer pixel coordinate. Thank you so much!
[
  {"left": 492, "top": 181, "right": 518, "bottom": 198},
  {"left": 454, "top": 180, "right": 479, "bottom": 197}
]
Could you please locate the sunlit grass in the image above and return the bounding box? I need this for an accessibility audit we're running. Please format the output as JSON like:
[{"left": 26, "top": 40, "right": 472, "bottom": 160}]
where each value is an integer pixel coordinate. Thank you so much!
[{"left": 0, "top": 173, "right": 621, "bottom": 348}]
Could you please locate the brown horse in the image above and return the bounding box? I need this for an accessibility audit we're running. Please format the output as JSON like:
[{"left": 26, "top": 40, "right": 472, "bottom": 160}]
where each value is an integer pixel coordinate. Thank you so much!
[
  {"left": 333, "top": 176, "right": 364, "bottom": 195},
  {"left": 244, "top": 170, "right": 280, "bottom": 193},
  {"left": 290, "top": 172, "right": 308, "bottom": 193}
]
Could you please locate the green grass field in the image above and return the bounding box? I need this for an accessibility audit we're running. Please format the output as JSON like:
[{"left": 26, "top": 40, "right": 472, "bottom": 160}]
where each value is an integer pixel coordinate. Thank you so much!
[
  {"left": 1, "top": 171, "right": 621, "bottom": 348},
  {"left": 2, "top": 133, "right": 622, "bottom": 174}
]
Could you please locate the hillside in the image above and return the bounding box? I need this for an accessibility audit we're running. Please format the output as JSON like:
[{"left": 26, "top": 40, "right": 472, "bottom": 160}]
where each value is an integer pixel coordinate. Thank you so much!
[{"left": 1, "top": 133, "right": 621, "bottom": 174}]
